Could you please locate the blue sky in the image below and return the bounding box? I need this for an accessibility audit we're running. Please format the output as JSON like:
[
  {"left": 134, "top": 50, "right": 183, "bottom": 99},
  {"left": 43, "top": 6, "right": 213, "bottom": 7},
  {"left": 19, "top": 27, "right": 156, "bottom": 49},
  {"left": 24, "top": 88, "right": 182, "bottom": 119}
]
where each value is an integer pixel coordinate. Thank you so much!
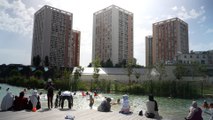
[{"left": 0, "top": 0, "right": 213, "bottom": 67}]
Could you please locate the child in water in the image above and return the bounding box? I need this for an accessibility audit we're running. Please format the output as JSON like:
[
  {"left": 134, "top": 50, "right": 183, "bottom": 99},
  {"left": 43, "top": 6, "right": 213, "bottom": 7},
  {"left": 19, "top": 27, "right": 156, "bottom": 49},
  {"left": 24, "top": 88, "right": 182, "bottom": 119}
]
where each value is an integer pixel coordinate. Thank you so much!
[{"left": 89, "top": 95, "right": 94, "bottom": 109}]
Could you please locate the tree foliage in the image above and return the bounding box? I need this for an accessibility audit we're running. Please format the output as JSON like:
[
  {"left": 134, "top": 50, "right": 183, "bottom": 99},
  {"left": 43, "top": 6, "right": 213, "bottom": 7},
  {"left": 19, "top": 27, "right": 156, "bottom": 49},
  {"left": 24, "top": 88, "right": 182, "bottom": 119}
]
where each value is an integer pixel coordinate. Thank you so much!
[
  {"left": 44, "top": 56, "right": 49, "bottom": 66},
  {"left": 173, "top": 63, "right": 186, "bottom": 80},
  {"left": 72, "top": 66, "right": 84, "bottom": 91},
  {"left": 33, "top": 55, "right": 41, "bottom": 67},
  {"left": 154, "top": 62, "right": 167, "bottom": 80}
]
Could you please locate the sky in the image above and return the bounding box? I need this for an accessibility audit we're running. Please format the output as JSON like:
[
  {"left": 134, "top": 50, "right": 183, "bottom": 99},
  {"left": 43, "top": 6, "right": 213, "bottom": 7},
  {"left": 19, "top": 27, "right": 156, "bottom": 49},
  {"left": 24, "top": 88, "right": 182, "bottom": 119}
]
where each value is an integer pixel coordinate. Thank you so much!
[{"left": 0, "top": 0, "right": 213, "bottom": 67}]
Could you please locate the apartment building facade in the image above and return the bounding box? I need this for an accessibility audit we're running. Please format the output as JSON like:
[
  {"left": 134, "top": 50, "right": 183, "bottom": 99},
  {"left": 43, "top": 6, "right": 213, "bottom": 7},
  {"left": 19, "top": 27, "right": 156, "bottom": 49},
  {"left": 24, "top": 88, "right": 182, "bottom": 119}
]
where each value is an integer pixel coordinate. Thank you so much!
[
  {"left": 92, "top": 5, "right": 133, "bottom": 65},
  {"left": 31, "top": 5, "right": 79, "bottom": 68},
  {"left": 177, "top": 50, "right": 213, "bottom": 65},
  {"left": 152, "top": 17, "right": 189, "bottom": 65},
  {"left": 72, "top": 30, "right": 81, "bottom": 66},
  {"left": 145, "top": 35, "right": 153, "bottom": 67}
]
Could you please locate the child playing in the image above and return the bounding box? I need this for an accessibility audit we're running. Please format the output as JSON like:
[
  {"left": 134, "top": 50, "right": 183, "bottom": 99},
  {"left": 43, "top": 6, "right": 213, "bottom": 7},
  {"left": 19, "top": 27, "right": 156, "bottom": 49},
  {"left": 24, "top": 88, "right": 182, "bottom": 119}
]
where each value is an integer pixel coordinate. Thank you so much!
[{"left": 89, "top": 95, "right": 94, "bottom": 109}]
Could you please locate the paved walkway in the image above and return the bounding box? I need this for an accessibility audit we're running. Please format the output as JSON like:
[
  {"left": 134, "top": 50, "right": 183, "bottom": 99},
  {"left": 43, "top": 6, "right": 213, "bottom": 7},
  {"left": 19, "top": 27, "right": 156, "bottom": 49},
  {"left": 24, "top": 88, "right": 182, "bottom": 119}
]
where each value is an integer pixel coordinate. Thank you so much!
[{"left": 0, "top": 108, "right": 153, "bottom": 120}]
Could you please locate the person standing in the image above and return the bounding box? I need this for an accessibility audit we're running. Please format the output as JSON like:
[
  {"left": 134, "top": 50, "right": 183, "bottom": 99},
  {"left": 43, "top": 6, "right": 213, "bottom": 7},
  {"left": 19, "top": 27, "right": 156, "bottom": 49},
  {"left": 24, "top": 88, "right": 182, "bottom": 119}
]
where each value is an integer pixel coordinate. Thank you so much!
[
  {"left": 89, "top": 95, "right": 94, "bottom": 109},
  {"left": 45, "top": 78, "right": 54, "bottom": 109}
]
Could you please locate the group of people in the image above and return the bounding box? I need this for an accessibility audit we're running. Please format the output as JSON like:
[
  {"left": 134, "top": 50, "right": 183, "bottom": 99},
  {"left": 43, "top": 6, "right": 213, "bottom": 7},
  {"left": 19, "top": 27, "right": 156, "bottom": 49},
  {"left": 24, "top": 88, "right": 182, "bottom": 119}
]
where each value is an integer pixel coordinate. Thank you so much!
[
  {"left": 46, "top": 79, "right": 73, "bottom": 110},
  {"left": 96, "top": 94, "right": 161, "bottom": 119},
  {"left": 2, "top": 80, "right": 213, "bottom": 120},
  {"left": 1, "top": 88, "right": 41, "bottom": 111},
  {"left": 184, "top": 100, "right": 213, "bottom": 120}
]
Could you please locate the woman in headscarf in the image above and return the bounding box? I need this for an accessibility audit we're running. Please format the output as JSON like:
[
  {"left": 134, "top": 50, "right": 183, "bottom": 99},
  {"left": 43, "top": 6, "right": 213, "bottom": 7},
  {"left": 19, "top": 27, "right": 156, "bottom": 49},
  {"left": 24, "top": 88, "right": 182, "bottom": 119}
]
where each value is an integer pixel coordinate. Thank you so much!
[
  {"left": 185, "top": 101, "right": 203, "bottom": 120},
  {"left": 1, "top": 91, "right": 14, "bottom": 111},
  {"left": 119, "top": 94, "right": 132, "bottom": 114}
]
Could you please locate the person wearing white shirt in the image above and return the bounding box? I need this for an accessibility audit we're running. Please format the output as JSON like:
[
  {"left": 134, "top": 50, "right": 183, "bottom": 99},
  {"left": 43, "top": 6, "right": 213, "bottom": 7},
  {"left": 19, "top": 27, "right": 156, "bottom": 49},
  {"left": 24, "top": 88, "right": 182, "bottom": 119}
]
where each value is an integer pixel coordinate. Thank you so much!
[
  {"left": 145, "top": 95, "right": 160, "bottom": 119},
  {"left": 60, "top": 91, "right": 73, "bottom": 109}
]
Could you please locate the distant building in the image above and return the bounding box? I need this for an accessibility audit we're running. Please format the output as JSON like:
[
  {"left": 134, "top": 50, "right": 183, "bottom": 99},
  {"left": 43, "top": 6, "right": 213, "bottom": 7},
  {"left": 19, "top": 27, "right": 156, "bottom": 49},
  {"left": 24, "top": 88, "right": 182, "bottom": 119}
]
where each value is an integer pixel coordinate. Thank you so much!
[
  {"left": 31, "top": 5, "right": 80, "bottom": 68},
  {"left": 177, "top": 50, "right": 213, "bottom": 65},
  {"left": 72, "top": 30, "right": 81, "bottom": 66},
  {"left": 145, "top": 35, "right": 153, "bottom": 67},
  {"left": 152, "top": 17, "right": 189, "bottom": 65},
  {"left": 92, "top": 5, "right": 134, "bottom": 65}
]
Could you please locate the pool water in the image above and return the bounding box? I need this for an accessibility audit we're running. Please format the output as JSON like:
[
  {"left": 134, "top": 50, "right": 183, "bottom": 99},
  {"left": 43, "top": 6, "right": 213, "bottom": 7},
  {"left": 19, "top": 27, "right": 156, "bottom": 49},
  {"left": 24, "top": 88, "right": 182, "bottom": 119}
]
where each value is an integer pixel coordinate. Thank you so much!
[{"left": 0, "top": 83, "right": 211, "bottom": 120}]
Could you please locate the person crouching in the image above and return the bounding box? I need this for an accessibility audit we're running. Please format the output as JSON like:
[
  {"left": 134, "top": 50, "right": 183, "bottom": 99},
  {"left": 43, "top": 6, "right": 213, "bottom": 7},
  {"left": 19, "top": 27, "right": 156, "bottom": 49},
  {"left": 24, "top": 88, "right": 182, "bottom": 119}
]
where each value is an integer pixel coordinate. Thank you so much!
[{"left": 60, "top": 91, "right": 73, "bottom": 109}]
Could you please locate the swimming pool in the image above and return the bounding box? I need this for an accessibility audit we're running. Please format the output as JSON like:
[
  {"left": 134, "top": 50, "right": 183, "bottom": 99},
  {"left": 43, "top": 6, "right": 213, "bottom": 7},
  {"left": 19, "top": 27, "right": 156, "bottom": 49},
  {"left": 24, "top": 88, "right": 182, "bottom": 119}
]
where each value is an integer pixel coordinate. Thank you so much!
[{"left": 0, "top": 83, "right": 211, "bottom": 120}]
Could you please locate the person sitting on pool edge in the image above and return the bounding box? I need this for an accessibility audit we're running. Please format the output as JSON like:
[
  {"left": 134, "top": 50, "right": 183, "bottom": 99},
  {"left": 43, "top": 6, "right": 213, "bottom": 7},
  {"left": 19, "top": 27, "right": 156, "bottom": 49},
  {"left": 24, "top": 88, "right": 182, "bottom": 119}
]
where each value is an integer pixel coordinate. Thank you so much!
[
  {"left": 97, "top": 97, "right": 111, "bottom": 112},
  {"left": 145, "top": 94, "right": 160, "bottom": 119},
  {"left": 185, "top": 101, "right": 203, "bottom": 120},
  {"left": 119, "top": 94, "right": 132, "bottom": 114},
  {"left": 13, "top": 91, "right": 28, "bottom": 111}
]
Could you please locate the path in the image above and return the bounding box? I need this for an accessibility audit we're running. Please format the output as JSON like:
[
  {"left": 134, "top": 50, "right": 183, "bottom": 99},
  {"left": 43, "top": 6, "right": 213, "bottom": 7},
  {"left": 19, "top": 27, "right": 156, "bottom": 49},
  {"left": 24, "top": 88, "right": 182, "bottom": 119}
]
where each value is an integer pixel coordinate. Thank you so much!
[{"left": 0, "top": 108, "right": 154, "bottom": 120}]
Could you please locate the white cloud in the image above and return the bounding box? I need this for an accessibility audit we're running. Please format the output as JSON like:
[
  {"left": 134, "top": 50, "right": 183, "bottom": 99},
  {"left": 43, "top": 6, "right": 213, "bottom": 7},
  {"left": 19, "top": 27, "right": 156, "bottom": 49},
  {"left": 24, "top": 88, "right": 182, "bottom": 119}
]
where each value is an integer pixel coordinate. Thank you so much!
[
  {"left": 172, "top": 6, "right": 178, "bottom": 11},
  {"left": 0, "top": 0, "right": 35, "bottom": 36},
  {"left": 181, "top": 6, "right": 186, "bottom": 12},
  {"left": 206, "top": 28, "right": 213, "bottom": 34},
  {"left": 171, "top": 6, "right": 205, "bottom": 20}
]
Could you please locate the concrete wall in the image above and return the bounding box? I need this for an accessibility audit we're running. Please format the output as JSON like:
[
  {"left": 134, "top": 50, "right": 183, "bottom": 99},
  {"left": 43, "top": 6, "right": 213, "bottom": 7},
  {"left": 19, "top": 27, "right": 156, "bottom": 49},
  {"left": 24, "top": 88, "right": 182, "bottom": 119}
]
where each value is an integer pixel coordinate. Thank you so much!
[{"left": 79, "top": 66, "right": 213, "bottom": 83}]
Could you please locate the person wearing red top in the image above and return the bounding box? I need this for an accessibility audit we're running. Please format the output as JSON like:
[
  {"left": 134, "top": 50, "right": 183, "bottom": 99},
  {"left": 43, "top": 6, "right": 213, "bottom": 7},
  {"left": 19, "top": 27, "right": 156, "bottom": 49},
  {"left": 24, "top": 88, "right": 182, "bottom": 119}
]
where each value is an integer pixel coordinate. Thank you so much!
[{"left": 13, "top": 91, "right": 28, "bottom": 111}]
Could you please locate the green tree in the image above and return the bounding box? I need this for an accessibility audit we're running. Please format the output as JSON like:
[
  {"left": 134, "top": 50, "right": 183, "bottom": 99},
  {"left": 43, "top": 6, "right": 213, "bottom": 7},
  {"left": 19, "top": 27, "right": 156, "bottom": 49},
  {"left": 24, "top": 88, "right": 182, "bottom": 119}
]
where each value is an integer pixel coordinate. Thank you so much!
[
  {"left": 10, "top": 69, "right": 20, "bottom": 77},
  {"left": 100, "top": 60, "right": 105, "bottom": 67},
  {"left": 121, "top": 59, "right": 127, "bottom": 67},
  {"left": 44, "top": 56, "right": 49, "bottom": 67},
  {"left": 92, "top": 57, "right": 101, "bottom": 91},
  {"left": 105, "top": 59, "right": 113, "bottom": 67},
  {"left": 34, "top": 70, "right": 43, "bottom": 79},
  {"left": 173, "top": 63, "right": 186, "bottom": 80},
  {"left": 154, "top": 62, "right": 167, "bottom": 81},
  {"left": 62, "top": 69, "right": 72, "bottom": 90},
  {"left": 33, "top": 55, "right": 41, "bottom": 67},
  {"left": 134, "top": 71, "right": 141, "bottom": 83},
  {"left": 21, "top": 66, "right": 31, "bottom": 79},
  {"left": 72, "top": 66, "right": 84, "bottom": 91},
  {"left": 126, "top": 60, "right": 133, "bottom": 89},
  {"left": 190, "top": 61, "right": 207, "bottom": 80}
]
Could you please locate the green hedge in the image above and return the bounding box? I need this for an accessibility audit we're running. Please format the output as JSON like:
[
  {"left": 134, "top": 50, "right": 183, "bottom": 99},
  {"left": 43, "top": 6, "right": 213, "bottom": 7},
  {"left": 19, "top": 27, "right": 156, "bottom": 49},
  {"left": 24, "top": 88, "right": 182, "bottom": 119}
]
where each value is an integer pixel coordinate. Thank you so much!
[{"left": 121, "top": 80, "right": 202, "bottom": 99}]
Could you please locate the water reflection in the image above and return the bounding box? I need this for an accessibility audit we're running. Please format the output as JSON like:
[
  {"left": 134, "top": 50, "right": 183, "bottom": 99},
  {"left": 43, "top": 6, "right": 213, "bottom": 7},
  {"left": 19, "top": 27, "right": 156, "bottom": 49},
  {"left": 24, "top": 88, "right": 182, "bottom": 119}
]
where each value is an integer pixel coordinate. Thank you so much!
[{"left": 0, "top": 83, "right": 211, "bottom": 120}]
